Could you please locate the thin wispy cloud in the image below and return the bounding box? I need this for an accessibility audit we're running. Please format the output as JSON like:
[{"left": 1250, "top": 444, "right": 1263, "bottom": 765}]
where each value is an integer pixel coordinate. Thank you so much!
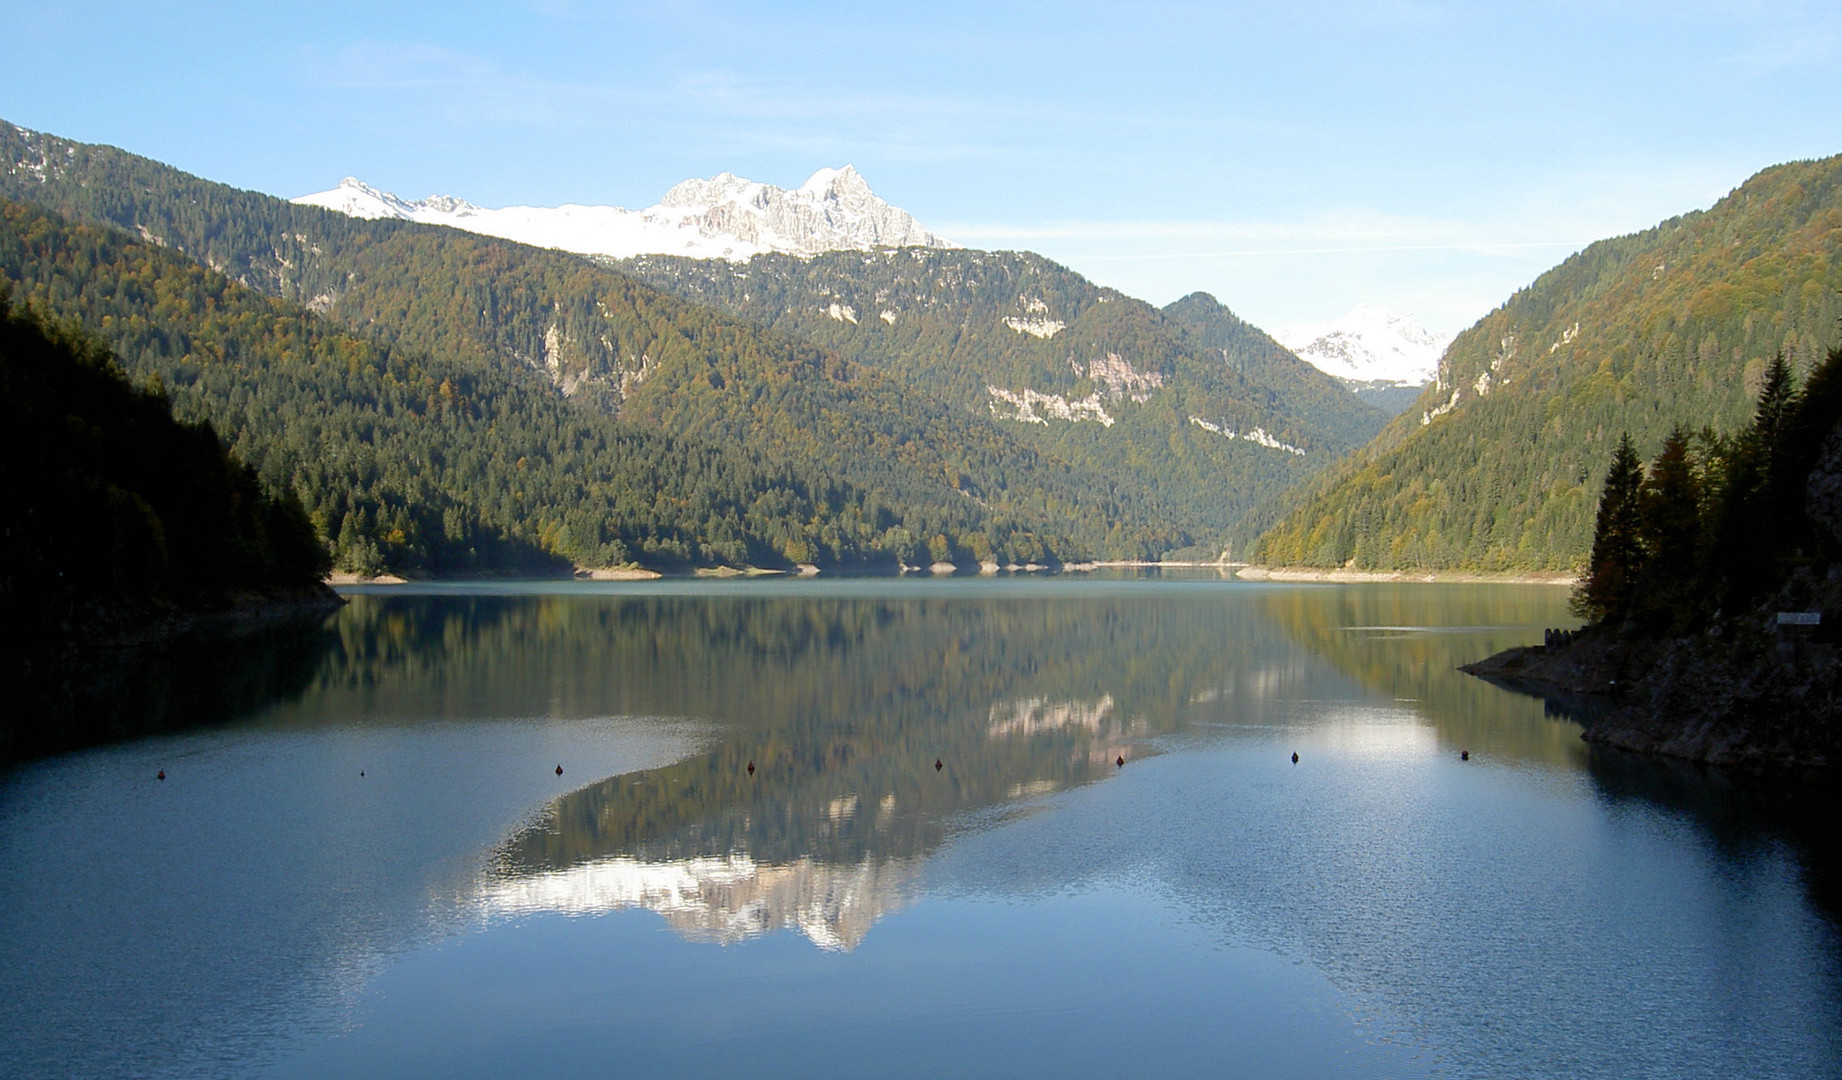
[{"left": 68, "top": 0, "right": 1820, "bottom": 330}]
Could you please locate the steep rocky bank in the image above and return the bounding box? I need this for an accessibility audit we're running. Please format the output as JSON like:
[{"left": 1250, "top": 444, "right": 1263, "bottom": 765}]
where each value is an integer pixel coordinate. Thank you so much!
[
  {"left": 1464, "top": 564, "right": 1842, "bottom": 769},
  {"left": 1463, "top": 605, "right": 1838, "bottom": 768}
]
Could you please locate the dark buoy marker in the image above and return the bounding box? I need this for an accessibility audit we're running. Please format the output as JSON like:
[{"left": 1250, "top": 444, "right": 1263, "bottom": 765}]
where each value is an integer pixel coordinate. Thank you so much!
[
  {"left": 157, "top": 769, "right": 165, "bottom": 781},
  {"left": 555, "top": 764, "right": 563, "bottom": 776},
  {"left": 1460, "top": 750, "right": 1470, "bottom": 761},
  {"left": 1116, "top": 754, "right": 1125, "bottom": 768},
  {"left": 747, "top": 760, "right": 755, "bottom": 775},
  {"left": 1291, "top": 752, "right": 1299, "bottom": 764},
  {"left": 935, "top": 758, "right": 943, "bottom": 772}
]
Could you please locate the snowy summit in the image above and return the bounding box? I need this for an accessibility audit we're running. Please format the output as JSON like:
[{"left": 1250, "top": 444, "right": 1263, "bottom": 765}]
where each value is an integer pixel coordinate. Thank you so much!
[
  {"left": 292, "top": 166, "right": 956, "bottom": 262},
  {"left": 1276, "top": 304, "right": 1451, "bottom": 388}
]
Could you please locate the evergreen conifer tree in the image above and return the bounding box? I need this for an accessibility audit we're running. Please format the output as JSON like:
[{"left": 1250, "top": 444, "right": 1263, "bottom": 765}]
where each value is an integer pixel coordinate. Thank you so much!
[
  {"left": 1633, "top": 427, "right": 1704, "bottom": 627},
  {"left": 1573, "top": 433, "right": 1645, "bottom": 622},
  {"left": 1639, "top": 430, "right": 1701, "bottom": 565}
]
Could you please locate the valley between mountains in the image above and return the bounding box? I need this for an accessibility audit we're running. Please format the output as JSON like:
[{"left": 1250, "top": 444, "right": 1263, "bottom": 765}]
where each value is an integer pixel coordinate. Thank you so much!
[{"left": 4, "top": 116, "right": 1841, "bottom": 585}]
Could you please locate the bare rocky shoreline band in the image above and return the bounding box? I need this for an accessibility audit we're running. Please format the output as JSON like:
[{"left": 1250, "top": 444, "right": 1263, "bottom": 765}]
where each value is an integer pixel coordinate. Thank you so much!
[{"left": 326, "top": 564, "right": 1579, "bottom": 585}]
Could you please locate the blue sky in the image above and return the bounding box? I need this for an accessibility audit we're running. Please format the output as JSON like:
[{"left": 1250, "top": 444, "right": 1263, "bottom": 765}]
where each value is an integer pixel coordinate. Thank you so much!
[{"left": 7, "top": 1, "right": 1841, "bottom": 334}]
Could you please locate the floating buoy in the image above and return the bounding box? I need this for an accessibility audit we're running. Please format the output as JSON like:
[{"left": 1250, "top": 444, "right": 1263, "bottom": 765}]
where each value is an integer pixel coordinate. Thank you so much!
[
  {"left": 360, "top": 770, "right": 365, "bottom": 777},
  {"left": 1116, "top": 755, "right": 1125, "bottom": 768},
  {"left": 555, "top": 764, "right": 563, "bottom": 776},
  {"left": 1291, "top": 752, "right": 1299, "bottom": 764},
  {"left": 156, "top": 769, "right": 165, "bottom": 781},
  {"left": 747, "top": 760, "right": 755, "bottom": 775},
  {"left": 935, "top": 758, "right": 943, "bottom": 772},
  {"left": 1460, "top": 750, "right": 1470, "bottom": 761}
]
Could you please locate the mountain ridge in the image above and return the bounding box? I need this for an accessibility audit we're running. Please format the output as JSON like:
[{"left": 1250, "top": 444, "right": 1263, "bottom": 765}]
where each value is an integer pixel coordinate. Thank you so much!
[
  {"left": 1255, "top": 152, "right": 1842, "bottom": 571},
  {"left": 617, "top": 252, "right": 1388, "bottom": 555},
  {"left": 293, "top": 165, "right": 956, "bottom": 262},
  {"left": 0, "top": 117, "right": 1182, "bottom": 567}
]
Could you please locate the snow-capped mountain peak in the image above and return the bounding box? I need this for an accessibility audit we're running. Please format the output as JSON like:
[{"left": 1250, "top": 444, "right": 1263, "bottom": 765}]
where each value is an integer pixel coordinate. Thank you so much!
[
  {"left": 1275, "top": 304, "right": 1451, "bottom": 387},
  {"left": 658, "top": 171, "right": 758, "bottom": 209},
  {"left": 298, "top": 178, "right": 490, "bottom": 222},
  {"left": 799, "top": 165, "right": 856, "bottom": 195},
  {"left": 293, "top": 167, "right": 955, "bottom": 262}
]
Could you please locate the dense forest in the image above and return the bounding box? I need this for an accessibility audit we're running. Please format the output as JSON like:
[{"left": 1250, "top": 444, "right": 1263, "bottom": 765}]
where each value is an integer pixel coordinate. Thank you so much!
[
  {"left": 1459, "top": 348, "right": 1842, "bottom": 769},
  {"left": 1256, "top": 153, "right": 1842, "bottom": 571},
  {"left": 1574, "top": 348, "right": 1842, "bottom": 631},
  {"left": 619, "top": 249, "right": 1386, "bottom": 555},
  {"left": 0, "top": 285, "right": 334, "bottom": 746},
  {"left": 0, "top": 119, "right": 1196, "bottom": 567},
  {"left": 0, "top": 198, "right": 992, "bottom": 572}
]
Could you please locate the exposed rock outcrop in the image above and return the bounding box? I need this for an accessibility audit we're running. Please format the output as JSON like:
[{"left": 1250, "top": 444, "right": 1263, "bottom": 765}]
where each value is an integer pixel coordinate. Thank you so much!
[{"left": 1464, "top": 569, "right": 1842, "bottom": 769}]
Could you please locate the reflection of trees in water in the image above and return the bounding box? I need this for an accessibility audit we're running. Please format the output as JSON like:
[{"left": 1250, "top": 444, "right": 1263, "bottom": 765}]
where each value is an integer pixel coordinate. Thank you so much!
[
  {"left": 295, "top": 588, "right": 1288, "bottom": 945},
  {"left": 1583, "top": 749, "right": 1842, "bottom": 926},
  {"left": 316, "top": 592, "right": 1264, "bottom": 731},
  {"left": 8, "top": 610, "right": 341, "bottom": 761},
  {"left": 1259, "top": 585, "right": 1840, "bottom": 930},
  {"left": 1255, "top": 584, "right": 1588, "bottom": 767}
]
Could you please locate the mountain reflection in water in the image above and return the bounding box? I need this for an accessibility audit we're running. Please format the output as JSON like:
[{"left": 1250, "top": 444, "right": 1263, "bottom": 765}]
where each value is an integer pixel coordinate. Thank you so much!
[
  {"left": 471, "top": 584, "right": 1208, "bottom": 948},
  {"left": 479, "top": 852, "right": 922, "bottom": 951},
  {"left": 6, "top": 578, "right": 1837, "bottom": 1080},
  {"left": 453, "top": 581, "right": 1603, "bottom": 950}
]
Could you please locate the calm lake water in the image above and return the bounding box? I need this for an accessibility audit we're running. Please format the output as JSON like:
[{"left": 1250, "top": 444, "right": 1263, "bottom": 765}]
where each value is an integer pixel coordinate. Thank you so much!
[{"left": 2, "top": 575, "right": 1837, "bottom": 1079}]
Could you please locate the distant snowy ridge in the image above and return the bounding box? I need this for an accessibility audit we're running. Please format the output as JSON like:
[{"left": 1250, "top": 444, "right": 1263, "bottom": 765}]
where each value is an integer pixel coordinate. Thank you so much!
[
  {"left": 292, "top": 166, "right": 956, "bottom": 261},
  {"left": 1276, "top": 304, "right": 1451, "bottom": 387}
]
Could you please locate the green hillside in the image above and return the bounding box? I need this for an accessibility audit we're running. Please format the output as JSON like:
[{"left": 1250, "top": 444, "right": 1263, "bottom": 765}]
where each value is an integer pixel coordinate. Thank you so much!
[
  {"left": 1256, "top": 153, "right": 1842, "bottom": 570},
  {"left": 1, "top": 286, "right": 332, "bottom": 753},
  {"left": 618, "top": 249, "right": 1385, "bottom": 554},
  {"left": 0, "top": 284, "right": 328, "bottom": 602},
  {"left": 0, "top": 119, "right": 1184, "bottom": 566},
  {"left": 0, "top": 199, "right": 910, "bottom": 572}
]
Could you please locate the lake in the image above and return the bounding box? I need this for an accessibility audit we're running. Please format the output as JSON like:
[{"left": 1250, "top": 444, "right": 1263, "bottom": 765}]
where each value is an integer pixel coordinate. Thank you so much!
[{"left": 2, "top": 575, "right": 1837, "bottom": 1079}]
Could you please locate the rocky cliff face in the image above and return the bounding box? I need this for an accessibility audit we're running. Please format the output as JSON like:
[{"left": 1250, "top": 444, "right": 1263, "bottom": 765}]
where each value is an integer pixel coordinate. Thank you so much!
[{"left": 292, "top": 166, "right": 955, "bottom": 261}]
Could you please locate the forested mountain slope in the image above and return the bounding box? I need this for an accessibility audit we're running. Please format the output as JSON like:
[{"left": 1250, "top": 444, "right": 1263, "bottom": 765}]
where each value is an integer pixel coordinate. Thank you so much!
[
  {"left": 1256, "top": 153, "right": 1842, "bottom": 570},
  {"left": 618, "top": 250, "right": 1386, "bottom": 554},
  {"left": 1, "top": 288, "right": 334, "bottom": 758},
  {"left": 0, "top": 199, "right": 902, "bottom": 572},
  {"left": 0, "top": 119, "right": 1176, "bottom": 565},
  {"left": 0, "top": 286, "right": 329, "bottom": 606}
]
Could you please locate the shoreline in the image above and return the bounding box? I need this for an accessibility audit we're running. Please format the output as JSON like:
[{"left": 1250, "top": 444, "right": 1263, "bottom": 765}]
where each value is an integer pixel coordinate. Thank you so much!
[
  {"left": 1461, "top": 623, "right": 1836, "bottom": 770},
  {"left": 328, "top": 562, "right": 1578, "bottom": 585},
  {"left": 325, "top": 571, "right": 410, "bottom": 586},
  {"left": 1235, "top": 566, "right": 1576, "bottom": 585}
]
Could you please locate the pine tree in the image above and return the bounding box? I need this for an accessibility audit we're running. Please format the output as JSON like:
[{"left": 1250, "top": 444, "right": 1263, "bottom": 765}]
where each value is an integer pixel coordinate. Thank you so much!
[
  {"left": 1707, "top": 355, "right": 1801, "bottom": 603},
  {"left": 1751, "top": 354, "right": 1797, "bottom": 474},
  {"left": 1632, "top": 427, "right": 1704, "bottom": 627},
  {"left": 1638, "top": 428, "right": 1702, "bottom": 575},
  {"left": 1573, "top": 433, "right": 1645, "bottom": 622}
]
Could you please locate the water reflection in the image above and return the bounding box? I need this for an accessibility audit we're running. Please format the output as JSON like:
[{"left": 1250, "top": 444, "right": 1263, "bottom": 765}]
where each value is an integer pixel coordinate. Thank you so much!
[
  {"left": 479, "top": 853, "right": 922, "bottom": 951},
  {"left": 5, "top": 579, "right": 1837, "bottom": 1080},
  {"left": 1255, "top": 583, "right": 1592, "bottom": 766},
  {"left": 471, "top": 587, "right": 1237, "bottom": 947},
  {"left": 6, "top": 608, "right": 340, "bottom": 762}
]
